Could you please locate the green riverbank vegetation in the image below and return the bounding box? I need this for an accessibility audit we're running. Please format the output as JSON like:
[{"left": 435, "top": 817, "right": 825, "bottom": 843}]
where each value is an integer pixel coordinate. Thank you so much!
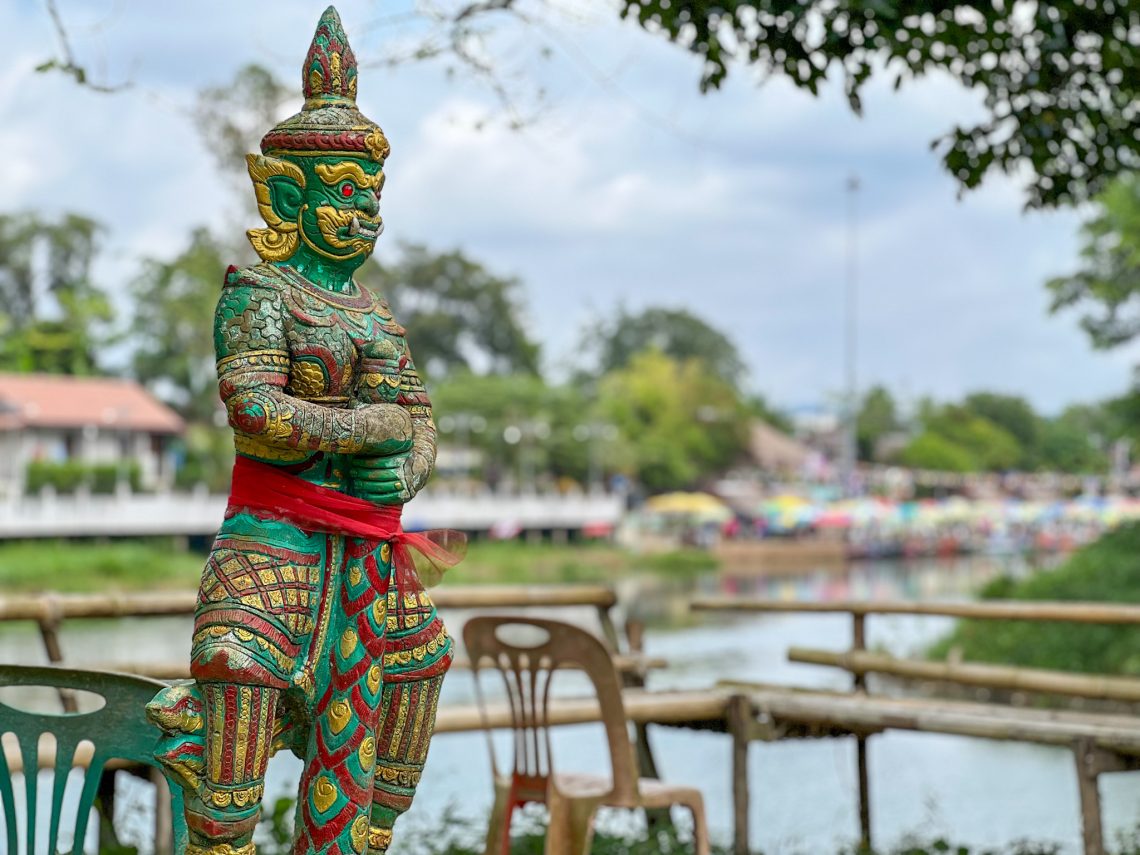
[
  {"left": 0, "top": 539, "right": 718, "bottom": 594},
  {"left": 930, "top": 522, "right": 1140, "bottom": 674}
]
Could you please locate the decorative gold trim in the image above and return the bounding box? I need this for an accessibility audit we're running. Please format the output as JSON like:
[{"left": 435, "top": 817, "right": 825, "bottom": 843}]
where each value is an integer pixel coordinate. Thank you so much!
[
  {"left": 246, "top": 154, "right": 305, "bottom": 262},
  {"left": 315, "top": 161, "right": 383, "bottom": 192},
  {"left": 368, "top": 825, "right": 393, "bottom": 850}
]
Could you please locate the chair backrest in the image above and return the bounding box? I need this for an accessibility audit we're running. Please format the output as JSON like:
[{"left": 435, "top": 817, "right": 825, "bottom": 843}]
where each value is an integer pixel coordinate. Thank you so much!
[
  {"left": 0, "top": 664, "right": 187, "bottom": 855},
  {"left": 463, "top": 616, "right": 639, "bottom": 804}
]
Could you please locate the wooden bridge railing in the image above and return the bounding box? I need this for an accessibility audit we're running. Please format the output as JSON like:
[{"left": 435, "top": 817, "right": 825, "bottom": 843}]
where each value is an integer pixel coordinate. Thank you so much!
[
  {"left": 0, "top": 584, "right": 631, "bottom": 677},
  {"left": 692, "top": 595, "right": 1140, "bottom": 855}
]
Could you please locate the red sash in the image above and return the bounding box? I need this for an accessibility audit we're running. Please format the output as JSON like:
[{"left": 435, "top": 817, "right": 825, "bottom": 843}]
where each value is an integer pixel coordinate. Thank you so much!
[{"left": 228, "top": 455, "right": 464, "bottom": 587}]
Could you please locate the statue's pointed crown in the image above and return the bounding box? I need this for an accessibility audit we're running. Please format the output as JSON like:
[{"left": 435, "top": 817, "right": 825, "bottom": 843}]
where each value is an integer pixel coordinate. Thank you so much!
[
  {"left": 302, "top": 6, "right": 359, "bottom": 105},
  {"left": 259, "top": 5, "right": 390, "bottom": 163}
]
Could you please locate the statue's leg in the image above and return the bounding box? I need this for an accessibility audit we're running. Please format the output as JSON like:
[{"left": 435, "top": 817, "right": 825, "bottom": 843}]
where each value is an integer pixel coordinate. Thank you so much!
[
  {"left": 187, "top": 520, "right": 327, "bottom": 854},
  {"left": 368, "top": 580, "right": 453, "bottom": 853},
  {"left": 186, "top": 683, "right": 280, "bottom": 855},
  {"left": 291, "top": 537, "right": 390, "bottom": 855}
]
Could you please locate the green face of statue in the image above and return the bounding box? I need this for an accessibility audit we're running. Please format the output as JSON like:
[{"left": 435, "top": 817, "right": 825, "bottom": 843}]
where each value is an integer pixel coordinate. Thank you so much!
[
  {"left": 247, "top": 153, "right": 385, "bottom": 277},
  {"left": 294, "top": 156, "right": 384, "bottom": 267}
]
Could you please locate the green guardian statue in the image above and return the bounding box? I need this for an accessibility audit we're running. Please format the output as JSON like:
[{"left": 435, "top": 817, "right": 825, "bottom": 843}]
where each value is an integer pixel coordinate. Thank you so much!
[{"left": 147, "top": 8, "right": 460, "bottom": 854}]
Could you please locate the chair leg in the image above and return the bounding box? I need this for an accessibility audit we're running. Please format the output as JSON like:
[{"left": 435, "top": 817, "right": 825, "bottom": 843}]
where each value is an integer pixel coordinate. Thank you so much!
[
  {"left": 567, "top": 799, "right": 600, "bottom": 855},
  {"left": 484, "top": 784, "right": 514, "bottom": 855},
  {"left": 688, "top": 798, "right": 711, "bottom": 855},
  {"left": 545, "top": 794, "right": 599, "bottom": 855}
]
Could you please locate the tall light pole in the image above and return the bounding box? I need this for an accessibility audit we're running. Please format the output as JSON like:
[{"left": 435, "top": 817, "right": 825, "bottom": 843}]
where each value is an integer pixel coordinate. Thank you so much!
[{"left": 841, "top": 174, "right": 860, "bottom": 497}]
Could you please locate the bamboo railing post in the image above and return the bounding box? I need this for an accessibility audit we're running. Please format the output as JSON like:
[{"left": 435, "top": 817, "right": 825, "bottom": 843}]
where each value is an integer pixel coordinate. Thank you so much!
[
  {"left": 727, "top": 694, "right": 752, "bottom": 855},
  {"left": 596, "top": 604, "right": 622, "bottom": 654},
  {"left": 856, "top": 736, "right": 871, "bottom": 849},
  {"left": 623, "top": 615, "right": 668, "bottom": 831},
  {"left": 850, "top": 612, "right": 871, "bottom": 848},
  {"left": 851, "top": 613, "right": 867, "bottom": 691},
  {"left": 36, "top": 596, "right": 78, "bottom": 714},
  {"left": 1074, "top": 738, "right": 1106, "bottom": 855}
]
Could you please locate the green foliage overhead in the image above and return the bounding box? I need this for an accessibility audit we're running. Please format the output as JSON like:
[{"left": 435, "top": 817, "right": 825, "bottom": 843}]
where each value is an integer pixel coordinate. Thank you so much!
[
  {"left": 364, "top": 243, "right": 541, "bottom": 379},
  {"left": 0, "top": 212, "right": 112, "bottom": 375},
  {"left": 619, "top": 1, "right": 1139, "bottom": 208},
  {"left": 598, "top": 348, "right": 750, "bottom": 492},
  {"left": 930, "top": 522, "right": 1140, "bottom": 676},
  {"left": 196, "top": 64, "right": 290, "bottom": 187},
  {"left": 1047, "top": 174, "right": 1140, "bottom": 348},
  {"left": 585, "top": 307, "right": 747, "bottom": 386}
]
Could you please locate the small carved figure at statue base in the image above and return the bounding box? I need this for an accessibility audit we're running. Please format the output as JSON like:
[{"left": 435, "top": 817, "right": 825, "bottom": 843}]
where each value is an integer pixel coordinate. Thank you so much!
[{"left": 146, "top": 8, "right": 462, "bottom": 854}]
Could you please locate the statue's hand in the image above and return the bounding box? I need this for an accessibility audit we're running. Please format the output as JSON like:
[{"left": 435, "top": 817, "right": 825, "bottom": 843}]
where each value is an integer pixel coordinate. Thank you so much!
[
  {"left": 349, "top": 451, "right": 412, "bottom": 506},
  {"left": 357, "top": 404, "right": 413, "bottom": 455}
]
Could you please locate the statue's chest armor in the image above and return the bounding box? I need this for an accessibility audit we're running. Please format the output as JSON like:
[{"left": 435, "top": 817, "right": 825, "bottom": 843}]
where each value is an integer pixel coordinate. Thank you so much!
[{"left": 278, "top": 276, "right": 405, "bottom": 404}]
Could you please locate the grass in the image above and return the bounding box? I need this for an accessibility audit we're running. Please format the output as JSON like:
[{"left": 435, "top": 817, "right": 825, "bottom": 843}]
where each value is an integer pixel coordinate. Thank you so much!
[
  {"left": 0, "top": 539, "right": 204, "bottom": 593},
  {"left": 0, "top": 538, "right": 717, "bottom": 594},
  {"left": 929, "top": 522, "right": 1140, "bottom": 675},
  {"left": 453, "top": 540, "right": 718, "bottom": 586}
]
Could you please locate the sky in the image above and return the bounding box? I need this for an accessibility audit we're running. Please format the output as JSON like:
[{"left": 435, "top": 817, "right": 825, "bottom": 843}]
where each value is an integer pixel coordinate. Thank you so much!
[{"left": 2, "top": 0, "right": 1136, "bottom": 416}]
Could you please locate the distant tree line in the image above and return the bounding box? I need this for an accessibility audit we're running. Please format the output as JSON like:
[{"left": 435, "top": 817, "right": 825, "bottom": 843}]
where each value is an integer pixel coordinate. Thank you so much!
[{"left": 857, "top": 386, "right": 1130, "bottom": 475}]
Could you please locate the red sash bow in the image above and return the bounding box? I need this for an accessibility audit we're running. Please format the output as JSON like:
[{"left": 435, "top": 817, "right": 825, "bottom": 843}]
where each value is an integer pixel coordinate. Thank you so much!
[{"left": 228, "top": 455, "right": 464, "bottom": 587}]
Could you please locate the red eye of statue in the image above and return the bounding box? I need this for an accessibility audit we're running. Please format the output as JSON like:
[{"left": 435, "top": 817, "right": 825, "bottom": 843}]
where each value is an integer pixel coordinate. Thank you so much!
[{"left": 340, "top": 183, "right": 354, "bottom": 197}]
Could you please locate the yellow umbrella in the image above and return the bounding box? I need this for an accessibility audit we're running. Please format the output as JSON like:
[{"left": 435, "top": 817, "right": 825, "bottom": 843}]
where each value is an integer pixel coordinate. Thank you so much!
[{"left": 645, "top": 491, "right": 733, "bottom": 522}]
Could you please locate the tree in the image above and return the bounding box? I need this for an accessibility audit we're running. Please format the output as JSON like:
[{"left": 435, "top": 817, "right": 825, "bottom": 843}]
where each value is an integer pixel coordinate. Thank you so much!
[
  {"left": 963, "top": 392, "right": 1041, "bottom": 467},
  {"left": 362, "top": 243, "right": 541, "bottom": 378},
  {"left": 922, "top": 404, "right": 1022, "bottom": 471},
  {"left": 899, "top": 431, "right": 976, "bottom": 473},
  {"left": 585, "top": 306, "right": 747, "bottom": 386},
  {"left": 856, "top": 385, "right": 898, "bottom": 461},
  {"left": 748, "top": 393, "right": 794, "bottom": 435},
  {"left": 131, "top": 228, "right": 230, "bottom": 423},
  {"left": 0, "top": 212, "right": 112, "bottom": 375},
  {"left": 620, "top": 1, "right": 1138, "bottom": 208},
  {"left": 597, "top": 348, "right": 749, "bottom": 492},
  {"left": 429, "top": 372, "right": 598, "bottom": 486},
  {"left": 194, "top": 64, "right": 293, "bottom": 217},
  {"left": 1038, "top": 407, "right": 1108, "bottom": 474},
  {"left": 1047, "top": 174, "right": 1140, "bottom": 348}
]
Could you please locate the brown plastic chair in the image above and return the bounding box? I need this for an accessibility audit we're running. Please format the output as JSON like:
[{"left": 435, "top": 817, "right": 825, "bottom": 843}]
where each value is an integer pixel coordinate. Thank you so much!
[{"left": 463, "top": 616, "right": 710, "bottom": 855}]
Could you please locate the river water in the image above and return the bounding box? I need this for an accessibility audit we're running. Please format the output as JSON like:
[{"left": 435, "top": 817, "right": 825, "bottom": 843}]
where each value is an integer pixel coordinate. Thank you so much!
[{"left": 3, "top": 554, "right": 1138, "bottom": 854}]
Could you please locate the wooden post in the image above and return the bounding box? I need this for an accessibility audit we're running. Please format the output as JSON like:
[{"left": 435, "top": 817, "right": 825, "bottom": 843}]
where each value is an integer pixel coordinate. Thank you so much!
[
  {"left": 37, "top": 599, "right": 78, "bottom": 714},
  {"left": 596, "top": 605, "right": 622, "bottom": 654},
  {"left": 1072, "top": 739, "right": 1129, "bottom": 855},
  {"left": 856, "top": 735, "right": 871, "bottom": 849},
  {"left": 727, "top": 694, "right": 752, "bottom": 855},
  {"left": 851, "top": 613, "right": 867, "bottom": 691},
  {"left": 850, "top": 609, "right": 871, "bottom": 848},
  {"left": 1074, "top": 738, "right": 1104, "bottom": 854}
]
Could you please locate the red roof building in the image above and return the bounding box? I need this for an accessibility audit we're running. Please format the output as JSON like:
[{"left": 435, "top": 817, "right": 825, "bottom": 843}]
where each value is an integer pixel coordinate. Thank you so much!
[{"left": 0, "top": 373, "right": 185, "bottom": 496}]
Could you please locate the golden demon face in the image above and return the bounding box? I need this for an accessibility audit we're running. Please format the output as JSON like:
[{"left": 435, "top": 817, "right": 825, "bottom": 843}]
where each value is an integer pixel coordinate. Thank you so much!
[{"left": 245, "top": 153, "right": 385, "bottom": 268}]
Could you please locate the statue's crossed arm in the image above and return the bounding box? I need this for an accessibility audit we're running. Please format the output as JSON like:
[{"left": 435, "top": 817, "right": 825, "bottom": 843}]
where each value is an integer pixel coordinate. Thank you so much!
[{"left": 213, "top": 271, "right": 410, "bottom": 458}]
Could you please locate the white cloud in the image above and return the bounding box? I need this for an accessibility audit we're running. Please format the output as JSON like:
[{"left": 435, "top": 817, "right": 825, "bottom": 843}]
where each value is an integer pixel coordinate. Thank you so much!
[{"left": 0, "top": 0, "right": 1128, "bottom": 415}]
